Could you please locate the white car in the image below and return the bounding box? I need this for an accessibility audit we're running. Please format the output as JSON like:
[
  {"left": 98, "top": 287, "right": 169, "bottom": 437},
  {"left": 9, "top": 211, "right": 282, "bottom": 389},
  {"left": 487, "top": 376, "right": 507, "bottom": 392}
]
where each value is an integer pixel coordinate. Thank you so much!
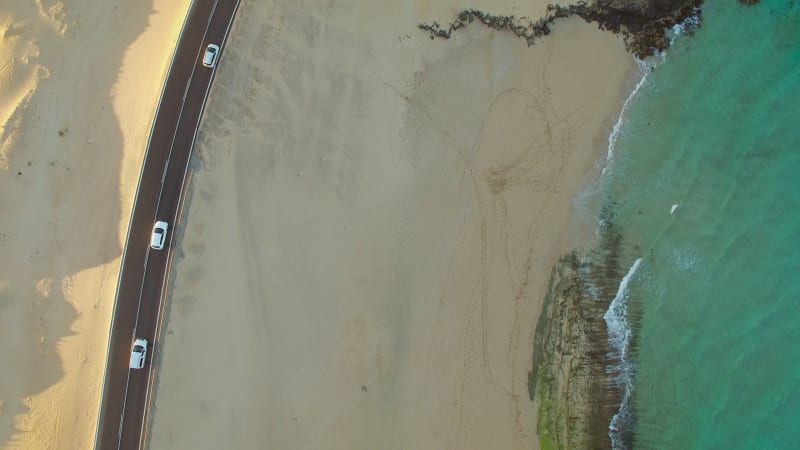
[
  {"left": 150, "top": 220, "right": 169, "bottom": 250},
  {"left": 129, "top": 338, "right": 148, "bottom": 369},
  {"left": 202, "top": 44, "right": 220, "bottom": 68}
]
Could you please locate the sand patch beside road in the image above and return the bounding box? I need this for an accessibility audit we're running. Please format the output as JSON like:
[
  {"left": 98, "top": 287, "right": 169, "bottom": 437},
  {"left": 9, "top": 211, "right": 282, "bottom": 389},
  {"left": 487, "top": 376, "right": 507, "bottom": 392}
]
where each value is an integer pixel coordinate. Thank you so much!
[
  {"left": 0, "top": 0, "right": 190, "bottom": 448},
  {"left": 149, "top": 1, "right": 634, "bottom": 449}
]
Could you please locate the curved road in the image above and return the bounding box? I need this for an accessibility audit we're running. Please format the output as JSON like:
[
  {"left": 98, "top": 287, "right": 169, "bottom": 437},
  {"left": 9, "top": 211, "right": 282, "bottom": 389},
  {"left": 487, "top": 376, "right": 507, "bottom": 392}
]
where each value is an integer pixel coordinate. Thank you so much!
[{"left": 94, "top": 1, "right": 240, "bottom": 449}]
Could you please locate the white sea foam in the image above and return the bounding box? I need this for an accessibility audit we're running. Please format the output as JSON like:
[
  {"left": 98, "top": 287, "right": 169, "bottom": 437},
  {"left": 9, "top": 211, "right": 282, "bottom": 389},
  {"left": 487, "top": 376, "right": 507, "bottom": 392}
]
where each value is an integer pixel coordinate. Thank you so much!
[
  {"left": 670, "top": 9, "right": 702, "bottom": 41},
  {"left": 605, "top": 258, "right": 642, "bottom": 351},
  {"left": 604, "top": 257, "right": 643, "bottom": 450},
  {"left": 671, "top": 246, "right": 699, "bottom": 272},
  {"left": 603, "top": 60, "right": 654, "bottom": 174}
]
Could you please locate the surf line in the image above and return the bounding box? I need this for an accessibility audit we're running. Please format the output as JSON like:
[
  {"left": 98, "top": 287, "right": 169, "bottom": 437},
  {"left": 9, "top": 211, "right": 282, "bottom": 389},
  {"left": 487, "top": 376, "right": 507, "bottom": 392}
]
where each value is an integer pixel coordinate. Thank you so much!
[
  {"left": 603, "top": 12, "right": 701, "bottom": 174},
  {"left": 604, "top": 257, "right": 643, "bottom": 450}
]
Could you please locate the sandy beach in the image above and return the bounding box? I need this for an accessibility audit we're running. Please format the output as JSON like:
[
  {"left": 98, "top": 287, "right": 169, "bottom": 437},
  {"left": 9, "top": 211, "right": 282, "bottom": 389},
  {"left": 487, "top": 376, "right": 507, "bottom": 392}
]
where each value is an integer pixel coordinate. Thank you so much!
[
  {"left": 146, "top": 1, "right": 636, "bottom": 449},
  {"left": 0, "top": 0, "right": 189, "bottom": 448}
]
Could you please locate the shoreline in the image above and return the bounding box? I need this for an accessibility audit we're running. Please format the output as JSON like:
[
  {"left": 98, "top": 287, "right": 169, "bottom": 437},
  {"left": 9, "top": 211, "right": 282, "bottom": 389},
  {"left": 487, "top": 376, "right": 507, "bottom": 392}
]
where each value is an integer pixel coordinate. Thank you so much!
[
  {"left": 530, "top": 56, "right": 650, "bottom": 450},
  {"left": 530, "top": 15, "right": 705, "bottom": 449},
  {"left": 0, "top": 0, "right": 701, "bottom": 448}
]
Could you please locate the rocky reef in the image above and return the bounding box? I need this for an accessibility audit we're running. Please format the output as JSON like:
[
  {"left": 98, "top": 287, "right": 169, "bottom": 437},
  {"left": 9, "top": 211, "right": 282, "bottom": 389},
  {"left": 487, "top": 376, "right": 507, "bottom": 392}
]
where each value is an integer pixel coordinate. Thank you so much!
[
  {"left": 530, "top": 253, "right": 619, "bottom": 449},
  {"left": 418, "top": 0, "right": 704, "bottom": 58},
  {"left": 528, "top": 204, "right": 635, "bottom": 449}
]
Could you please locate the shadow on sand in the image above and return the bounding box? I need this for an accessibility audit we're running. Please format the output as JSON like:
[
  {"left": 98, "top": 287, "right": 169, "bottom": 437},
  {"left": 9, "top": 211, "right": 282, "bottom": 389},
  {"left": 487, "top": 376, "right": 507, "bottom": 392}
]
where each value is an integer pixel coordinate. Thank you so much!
[{"left": 0, "top": 0, "right": 155, "bottom": 446}]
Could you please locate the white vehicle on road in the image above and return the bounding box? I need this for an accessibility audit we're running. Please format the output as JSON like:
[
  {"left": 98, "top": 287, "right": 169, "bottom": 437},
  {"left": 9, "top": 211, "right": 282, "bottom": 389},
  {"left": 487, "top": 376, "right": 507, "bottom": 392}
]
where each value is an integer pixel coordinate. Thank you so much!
[
  {"left": 129, "top": 338, "right": 148, "bottom": 369},
  {"left": 202, "top": 44, "right": 220, "bottom": 68},
  {"left": 150, "top": 220, "right": 169, "bottom": 250}
]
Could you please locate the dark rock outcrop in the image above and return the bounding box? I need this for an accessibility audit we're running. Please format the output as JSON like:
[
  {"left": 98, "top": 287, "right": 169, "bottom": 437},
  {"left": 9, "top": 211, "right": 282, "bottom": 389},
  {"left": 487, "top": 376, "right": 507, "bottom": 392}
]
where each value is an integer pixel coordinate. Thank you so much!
[
  {"left": 418, "top": 0, "right": 704, "bottom": 58},
  {"left": 553, "top": 0, "right": 703, "bottom": 57},
  {"left": 529, "top": 202, "right": 634, "bottom": 449}
]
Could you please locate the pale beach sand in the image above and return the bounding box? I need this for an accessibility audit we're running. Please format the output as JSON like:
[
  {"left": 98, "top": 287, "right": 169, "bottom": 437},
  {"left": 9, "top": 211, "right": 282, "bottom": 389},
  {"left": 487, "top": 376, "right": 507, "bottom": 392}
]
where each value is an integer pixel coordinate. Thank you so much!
[
  {"left": 147, "top": 1, "right": 636, "bottom": 449},
  {"left": 0, "top": 0, "right": 189, "bottom": 448}
]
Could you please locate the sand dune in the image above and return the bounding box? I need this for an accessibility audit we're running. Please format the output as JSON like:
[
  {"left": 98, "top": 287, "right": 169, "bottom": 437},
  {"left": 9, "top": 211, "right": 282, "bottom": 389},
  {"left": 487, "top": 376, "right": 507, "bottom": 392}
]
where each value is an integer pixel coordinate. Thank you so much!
[
  {"left": 147, "top": 1, "right": 635, "bottom": 449},
  {"left": 0, "top": 0, "right": 189, "bottom": 448}
]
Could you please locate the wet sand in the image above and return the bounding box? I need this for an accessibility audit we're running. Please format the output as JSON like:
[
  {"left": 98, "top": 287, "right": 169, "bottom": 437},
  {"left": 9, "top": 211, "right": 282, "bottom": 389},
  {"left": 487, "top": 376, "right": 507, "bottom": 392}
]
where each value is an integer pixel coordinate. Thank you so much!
[
  {"left": 146, "top": 1, "right": 636, "bottom": 449},
  {"left": 0, "top": 0, "right": 190, "bottom": 448}
]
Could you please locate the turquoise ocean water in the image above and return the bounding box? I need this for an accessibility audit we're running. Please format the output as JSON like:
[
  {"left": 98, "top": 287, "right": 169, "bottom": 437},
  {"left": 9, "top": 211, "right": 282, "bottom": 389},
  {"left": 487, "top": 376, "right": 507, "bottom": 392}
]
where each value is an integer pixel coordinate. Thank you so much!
[{"left": 581, "top": 0, "right": 800, "bottom": 447}]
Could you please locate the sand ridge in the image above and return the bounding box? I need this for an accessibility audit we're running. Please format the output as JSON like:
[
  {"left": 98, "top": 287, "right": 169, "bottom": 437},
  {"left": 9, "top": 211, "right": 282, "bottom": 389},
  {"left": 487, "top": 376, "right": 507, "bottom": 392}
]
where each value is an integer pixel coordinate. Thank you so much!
[
  {"left": 0, "top": 0, "right": 190, "bottom": 448},
  {"left": 148, "top": 1, "right": 635, "bottom": 449}
]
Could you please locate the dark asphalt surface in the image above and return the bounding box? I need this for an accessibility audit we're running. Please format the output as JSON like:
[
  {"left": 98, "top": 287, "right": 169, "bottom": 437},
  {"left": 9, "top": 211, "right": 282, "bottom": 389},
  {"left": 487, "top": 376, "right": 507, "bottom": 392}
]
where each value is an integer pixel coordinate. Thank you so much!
[{"left": 94, "top": 1, "right": 240, "bottom": 449}]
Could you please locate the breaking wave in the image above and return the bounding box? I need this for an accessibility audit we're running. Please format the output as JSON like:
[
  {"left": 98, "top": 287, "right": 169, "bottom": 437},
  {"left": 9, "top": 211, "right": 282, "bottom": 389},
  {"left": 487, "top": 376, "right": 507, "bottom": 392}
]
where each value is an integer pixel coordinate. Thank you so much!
[{"left": 604, "top": 257, "right": 643, "bottom": 450}]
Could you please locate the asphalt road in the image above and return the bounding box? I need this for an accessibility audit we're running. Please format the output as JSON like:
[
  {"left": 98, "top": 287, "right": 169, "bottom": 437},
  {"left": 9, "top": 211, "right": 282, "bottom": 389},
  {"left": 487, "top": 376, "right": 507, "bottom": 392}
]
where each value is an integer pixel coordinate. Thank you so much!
[{"left": 94, "top": 1, "right": 240, "bottom": 449}]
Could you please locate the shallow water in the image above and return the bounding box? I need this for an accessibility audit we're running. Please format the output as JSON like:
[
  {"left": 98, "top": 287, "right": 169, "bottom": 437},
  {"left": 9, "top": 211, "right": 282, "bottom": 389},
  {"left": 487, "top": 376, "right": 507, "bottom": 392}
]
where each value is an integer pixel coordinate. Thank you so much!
[{"left": 582, "top": 0, "right": 800, "bottom": 447}]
